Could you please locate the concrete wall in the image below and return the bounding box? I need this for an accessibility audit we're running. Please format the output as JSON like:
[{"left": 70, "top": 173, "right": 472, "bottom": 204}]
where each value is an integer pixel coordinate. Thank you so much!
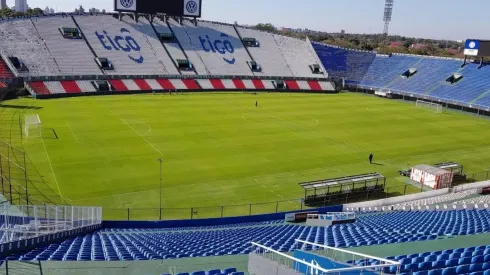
[{"left": 103, "top": 205, "right": 343, "bottom": 229}]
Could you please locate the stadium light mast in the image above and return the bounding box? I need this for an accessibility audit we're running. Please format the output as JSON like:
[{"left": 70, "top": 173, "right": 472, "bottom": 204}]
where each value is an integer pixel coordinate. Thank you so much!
[
  {"left": 158, "top": 158, "right": 163, "bottom": 220},
  {"left": 383, "top": 0, "right": 394, "bottom": 35}
]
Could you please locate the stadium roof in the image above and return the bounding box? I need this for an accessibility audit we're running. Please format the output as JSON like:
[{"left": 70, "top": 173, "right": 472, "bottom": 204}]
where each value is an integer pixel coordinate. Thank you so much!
[
  {"left": 299, "top": 172, "right": 385, "bottom": 190},
  {"left": 433, "top": 162, "right": 462, "bottom": 170}
]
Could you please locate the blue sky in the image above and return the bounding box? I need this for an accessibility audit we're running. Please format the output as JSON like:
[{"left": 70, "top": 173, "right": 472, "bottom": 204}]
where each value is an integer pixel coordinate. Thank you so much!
[{"left": 8, "top": 0, "right": 489, "bottom": 40}]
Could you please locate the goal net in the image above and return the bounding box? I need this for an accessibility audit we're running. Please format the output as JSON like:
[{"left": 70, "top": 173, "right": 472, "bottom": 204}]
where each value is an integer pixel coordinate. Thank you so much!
[
  {"left": 25, "top": 114, "right": 42, "bottom": 138},
  {"left": 416, "top": 100, "right": 443, "bottom": 113}
]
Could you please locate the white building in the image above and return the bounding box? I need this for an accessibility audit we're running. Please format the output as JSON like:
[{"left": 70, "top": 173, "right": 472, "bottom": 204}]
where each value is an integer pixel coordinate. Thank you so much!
[{"left": 14, "top": 0, "right": 28, "bottom": 12}]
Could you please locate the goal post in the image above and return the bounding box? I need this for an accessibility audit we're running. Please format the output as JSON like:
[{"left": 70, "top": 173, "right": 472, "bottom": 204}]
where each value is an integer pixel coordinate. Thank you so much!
[
  {"left": 25, "top": 114, "right": 42, "bottom": 138},
  {"left": 415, "top": 100, "right": 443, "bottom": 113}
]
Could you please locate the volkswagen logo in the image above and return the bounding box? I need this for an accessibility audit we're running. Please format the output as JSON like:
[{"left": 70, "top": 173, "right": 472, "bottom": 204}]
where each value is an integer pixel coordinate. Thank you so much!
[
  {"left": 469, "top": 41, "right": 476, "bottom": 49},
  {"left": 186, "top": 0, "right": 198, "bottom": 13},
  {"left": 120, "top": 0, "right": 133, "bottom": 9}
]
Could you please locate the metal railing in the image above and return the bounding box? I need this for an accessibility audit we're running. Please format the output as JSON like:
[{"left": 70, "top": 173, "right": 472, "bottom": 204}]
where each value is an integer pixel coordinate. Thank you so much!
[
  {"left": 103, "top": 172, "right": 490, "bottom": 221},
  {"left": 0, "top": 140, "right": 62, "bottom": 206},
  {"left": 0, "top": 205, "right": 102, "bottom": 244},
  {"left": 102, "top": 185, "right": 414, "bottom": 221}
]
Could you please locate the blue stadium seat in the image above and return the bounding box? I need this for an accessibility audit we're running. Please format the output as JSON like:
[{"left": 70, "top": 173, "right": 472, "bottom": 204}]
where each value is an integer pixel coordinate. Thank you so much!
[
  {"left": 442, "top": 267, "right": 456, "bottom": 275},
  {"left": 456, "top": 265, "right": 470, "bottom": 274}
]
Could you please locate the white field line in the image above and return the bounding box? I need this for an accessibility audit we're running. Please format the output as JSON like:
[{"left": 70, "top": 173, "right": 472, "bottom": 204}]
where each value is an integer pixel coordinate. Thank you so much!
[
  {"left": 121, "top": 119, "right": 163, "bottom": 156},
  {"left": 40, "top": 136, "right": 63, "bottom": 200},
  {"left": 235, "top": 99, "right": 367, "bottom": 162},
  {"left": 255, "top": 179, "right": 292, "bottom": 204},
  {"left": 69, "top": 143, "right": 490, "bottom": 204},
  {"left": 65, "top": 120, "right": 80, "bottom": 143}
]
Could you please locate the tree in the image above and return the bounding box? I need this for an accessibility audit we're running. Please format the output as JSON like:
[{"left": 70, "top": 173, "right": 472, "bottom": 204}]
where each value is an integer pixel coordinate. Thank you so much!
[
  {"left": 25, "top": 8, "right": 43, "bottom": 16},
  {"left": 0, "top": 8, "right": 24, "bottom": 17},
  {"left": 255, "top": 23, "right": 276, "bottom": 33},
  {"left": 75, "top": 5, "right": 85, "bottom": 13}
]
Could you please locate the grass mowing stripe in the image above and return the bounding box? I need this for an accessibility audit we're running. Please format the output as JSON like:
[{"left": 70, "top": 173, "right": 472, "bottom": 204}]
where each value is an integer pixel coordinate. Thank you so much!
[{"left": 5, "top": 92, "right": 489, "bottom": 220}]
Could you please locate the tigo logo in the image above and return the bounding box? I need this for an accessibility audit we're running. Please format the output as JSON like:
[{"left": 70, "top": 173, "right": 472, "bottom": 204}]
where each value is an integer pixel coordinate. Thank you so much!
[
  {"left": 95, "top": 28, "right": 144, "bottom": 64},
  {"left": 199, "top": 33, "right": 236, "bottom": 64}
]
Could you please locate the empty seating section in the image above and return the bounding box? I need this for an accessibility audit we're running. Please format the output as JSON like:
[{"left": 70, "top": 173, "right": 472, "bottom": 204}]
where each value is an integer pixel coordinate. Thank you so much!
[
  {"left": 7, "top": 209, "right": 490, "bottom": 262},
  {"left": 187, "top": 21, "right": 254, "bottom": 76},
  {"left": 454, "top": 195, "right": 490, "bottom": 205},
  {"left": 33, "top": 16, "right": 102, "bottom": 75},
  {"left": 312, "top": 42, "right": 375, "bottom": 84},
  {"left": 168, "top": 19, "right": 210, "bottom": 75},
  {"left": 359, "top": 55, "right": 419, "bottom": 88},
  {"left": 74, "top": 15, "right": 167, "bottom": 75},
  {"left": 274, "top": 35, "right": 321, "bottom": 78},
  {"left": 152, "top": 19, "right": 194, "bottom": 75},
  {"left": 430, "top": 63, "right": 490, "bottom": 106},
  {"left": 354, "top": 246, "right": 490, "bottom": 275},
  {"left": 390, "top": 189, "right": 478, "bottom": 210},
  {"left": 389, "top": 58, "right": 461, "bottom": 94},
  {"left": 102, "top": 220, "right": 283, "bottom": 233},
  {"left": 236, "top": 27, "right": 293, "bottom": 77},
  {"left": 315, "top": 44, "right": 490, "bottom": 108},
  {"left": 120, "top": 16, "right": 179, "bottom": 75},
  {"left": 0, "top": 19, "right": 61, "bottom": 76}
]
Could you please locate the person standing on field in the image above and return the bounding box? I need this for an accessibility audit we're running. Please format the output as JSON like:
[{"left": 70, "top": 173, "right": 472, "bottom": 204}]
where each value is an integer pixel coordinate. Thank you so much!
[
  {"left": 369, "top": 153, "right": 373, "bottom": 164},
  {"left": 256, "top": 101, "right": 258, "bottom": 107}
]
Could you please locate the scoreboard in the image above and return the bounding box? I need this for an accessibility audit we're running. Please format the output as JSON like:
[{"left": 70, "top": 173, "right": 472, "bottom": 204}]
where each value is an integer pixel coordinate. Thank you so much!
[
  {"left": 114, "top": 0, "right": 202, "bottom": 17},
  {"left": 464, "top": 39, "right": 490, "bottom": 57}
]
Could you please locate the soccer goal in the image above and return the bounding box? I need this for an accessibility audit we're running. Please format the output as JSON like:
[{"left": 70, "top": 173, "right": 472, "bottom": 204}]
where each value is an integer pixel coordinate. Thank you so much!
[
  {"left": 25, "top": 114, "right": 42, "bottom": 138},
  {"left": 415, "top": 100, "right": 443, "bottom": 113}
]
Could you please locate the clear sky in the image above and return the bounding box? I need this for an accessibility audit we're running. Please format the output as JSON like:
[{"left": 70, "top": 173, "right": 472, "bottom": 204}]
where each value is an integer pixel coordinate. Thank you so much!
[{"left": 7, "top": 0, "right": 489, "bottom": 41}]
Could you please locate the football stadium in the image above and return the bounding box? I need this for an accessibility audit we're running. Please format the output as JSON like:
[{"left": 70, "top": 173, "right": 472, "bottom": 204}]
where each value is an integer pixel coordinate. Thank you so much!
[{"left": 0, "top": 0, "right": 490, "bottom": 274}]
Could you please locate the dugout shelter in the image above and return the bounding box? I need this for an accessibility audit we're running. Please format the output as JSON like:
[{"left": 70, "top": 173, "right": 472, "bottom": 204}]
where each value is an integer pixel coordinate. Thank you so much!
[{"left": 300, "top": 172, "right": 386, "bottom": 206}]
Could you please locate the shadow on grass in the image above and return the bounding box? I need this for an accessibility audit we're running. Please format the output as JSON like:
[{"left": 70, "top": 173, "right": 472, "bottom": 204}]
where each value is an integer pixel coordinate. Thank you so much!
[
  {"left": 41, "top": 128, "right": 58, "bottom": 140},
  {"left": 0, "top": 104, "right": 42, "bottom": 110}
]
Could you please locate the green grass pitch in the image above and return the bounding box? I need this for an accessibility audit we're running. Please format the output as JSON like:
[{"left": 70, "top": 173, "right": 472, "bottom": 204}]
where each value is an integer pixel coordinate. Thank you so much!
[{"left": 3, "top": 92, "right": 490, "bottom": 220}]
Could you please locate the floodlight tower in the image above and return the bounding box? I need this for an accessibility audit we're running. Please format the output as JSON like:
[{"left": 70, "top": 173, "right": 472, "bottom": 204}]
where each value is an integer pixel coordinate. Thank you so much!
[{"left": 383, "top": 0, "right": 394, "bottom": 35}]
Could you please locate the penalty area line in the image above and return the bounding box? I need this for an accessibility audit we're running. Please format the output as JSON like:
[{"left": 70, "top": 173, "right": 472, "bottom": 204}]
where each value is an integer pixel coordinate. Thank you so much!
[
  {"left": 255, "top": 178, "right": 292, "bottom": 204},
  {"left": 40, "top": 136, "right": 64, "bottom": 201},
  {"left": 65, "top": 120, "right": 80, "bottom": 143}
]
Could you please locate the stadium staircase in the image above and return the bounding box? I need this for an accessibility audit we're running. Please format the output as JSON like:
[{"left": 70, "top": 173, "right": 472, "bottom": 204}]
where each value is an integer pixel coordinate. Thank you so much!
[
  {"left": 149, "top": 18, "right": 182, "bottom": 75},
  {"left": 168, "top": 19, "right": 211, "bottom": 75},
  {"left": 232, "top": 25, "right": 256, "bottom": 64},
  {"left": 471, "top": 89, "right": 490, "bottom": 104},
  {"left": 70, "top": 15, "right": 106, "bottom": 75},
  {"left": 153, "top": 18, "right": 197, "bottom": 75}
]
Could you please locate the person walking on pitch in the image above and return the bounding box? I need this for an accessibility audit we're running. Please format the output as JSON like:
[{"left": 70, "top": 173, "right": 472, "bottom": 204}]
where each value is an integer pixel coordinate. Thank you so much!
[
  {"left": 369, "top": 153, "right": 373, "bottom": 164},
  {"left": 256, "top": 101, "right": 258, "bottom": 107}
]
